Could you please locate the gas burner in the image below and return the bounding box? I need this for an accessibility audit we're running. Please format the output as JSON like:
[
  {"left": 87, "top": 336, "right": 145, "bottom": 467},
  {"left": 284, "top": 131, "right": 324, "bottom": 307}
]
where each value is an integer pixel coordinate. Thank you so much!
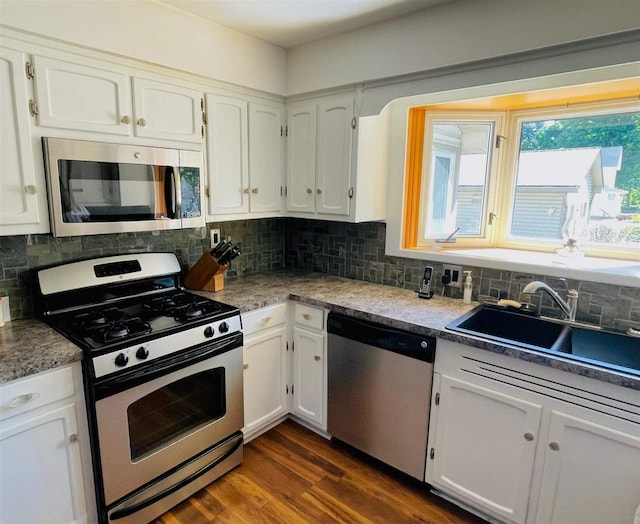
[
  {"left": 144, "top": 293, "right": 197, "bottom": 315},
  {"left": 105, "top": 323, "right": 130, "bottom": 341},
  {"left": 173, "top": 300, "right": 222, "bottom": 322},
  {"left": 78, "top": 308, "right": 126, "bottom": 328}
]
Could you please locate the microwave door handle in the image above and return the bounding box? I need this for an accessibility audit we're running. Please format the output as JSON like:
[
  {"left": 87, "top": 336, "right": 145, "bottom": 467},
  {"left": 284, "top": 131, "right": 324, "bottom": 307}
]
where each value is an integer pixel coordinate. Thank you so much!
[{"left": 172, "top": 167, "right": 182, "bottom": 220}]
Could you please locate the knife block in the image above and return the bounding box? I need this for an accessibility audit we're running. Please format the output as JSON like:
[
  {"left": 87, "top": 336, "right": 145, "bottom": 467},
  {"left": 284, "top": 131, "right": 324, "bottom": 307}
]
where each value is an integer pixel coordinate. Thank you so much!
[{"left": 183, "top": 251, "right": 229, "bottom": 292}]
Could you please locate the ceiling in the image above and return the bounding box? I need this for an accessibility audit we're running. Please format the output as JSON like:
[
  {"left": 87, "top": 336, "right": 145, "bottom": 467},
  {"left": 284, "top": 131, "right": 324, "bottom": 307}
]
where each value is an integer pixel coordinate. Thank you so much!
[{"left": 156, "top": 0, "right": 454, "bottom": 49}]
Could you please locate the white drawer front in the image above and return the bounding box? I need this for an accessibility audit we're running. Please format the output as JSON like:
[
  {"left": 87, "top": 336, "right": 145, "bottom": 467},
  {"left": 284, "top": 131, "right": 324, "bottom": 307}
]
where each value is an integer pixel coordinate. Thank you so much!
[
  {"left": 242, "top": 303, "right": 287, "bottom": 336},
  {"left": 0, "top": 366, "right": 75, "bottom": 422},
  {"left": 294, "top": 303, "right": 324, "bottom": 330}
]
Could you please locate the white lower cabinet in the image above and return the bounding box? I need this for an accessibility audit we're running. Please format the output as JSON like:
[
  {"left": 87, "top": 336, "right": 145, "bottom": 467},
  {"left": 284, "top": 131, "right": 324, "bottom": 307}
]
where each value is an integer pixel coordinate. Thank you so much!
[
  {"left": 241, "top": 302, "right": 327, "bottom": 437},
  {"left": 428, "top": 374, "right": 542, "bottom": 524},
  {"left": 0, "top": 364, "right": 94, "bottom": 524},
  {"left": 291, "top": 326, "right": 325, "bottom": 428},
  {"left": 533, "top": 409, "right": 640, "bottom": 524},
  {"left": 427, "top": 339, "right": 640, "bottom": 524},
  {"left": 241, "top": 304, "right": 288, "bottom": 441}
]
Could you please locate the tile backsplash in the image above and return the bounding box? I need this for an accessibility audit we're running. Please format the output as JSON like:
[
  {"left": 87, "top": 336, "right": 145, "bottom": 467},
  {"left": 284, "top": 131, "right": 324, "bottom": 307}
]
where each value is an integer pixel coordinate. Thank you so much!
[
  {"left": 284, "top": 218, "right": 640, "bottom": 333},
  {"left": 1, "top": 216, "right": 638, "bottom": 333},
  {"left": 0, "top": 219, "right": 285, "bottom": 319}
]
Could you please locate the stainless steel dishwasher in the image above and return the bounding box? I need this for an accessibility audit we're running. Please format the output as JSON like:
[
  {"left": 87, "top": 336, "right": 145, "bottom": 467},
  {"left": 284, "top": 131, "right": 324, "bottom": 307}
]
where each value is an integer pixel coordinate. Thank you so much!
[{"left": 327, "top": 312, "right": 436, "bottom": 480}]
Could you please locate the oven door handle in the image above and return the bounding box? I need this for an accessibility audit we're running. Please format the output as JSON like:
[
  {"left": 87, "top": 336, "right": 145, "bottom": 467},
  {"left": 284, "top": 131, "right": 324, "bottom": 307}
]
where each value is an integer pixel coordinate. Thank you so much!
[
  {"left": 95, "top": 334, "right": 242, "bottom": 398},
  {"left": 109, "top": 434, "right": 242, "bottom": 520}
]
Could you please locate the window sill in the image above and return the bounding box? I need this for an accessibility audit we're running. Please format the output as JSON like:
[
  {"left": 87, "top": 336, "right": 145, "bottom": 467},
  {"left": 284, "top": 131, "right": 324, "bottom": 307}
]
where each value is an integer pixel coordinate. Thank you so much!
[{"left": 395, "top": 247, "right": 640, "bottom": 287}]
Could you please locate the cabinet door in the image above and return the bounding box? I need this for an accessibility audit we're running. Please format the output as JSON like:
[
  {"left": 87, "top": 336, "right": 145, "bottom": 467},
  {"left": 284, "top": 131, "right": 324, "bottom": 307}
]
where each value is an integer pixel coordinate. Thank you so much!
[
  {"left": 286, "top": 104, "right": 316, "bottom": 213},
  {"left": 243, "top": 326, "right": 288, "bottom": 439},
  {"left": 534, "top": 410, "right": 640, "bottom": 524},
  {"left": 0, "top": 47, "right": 48, "bottom": 234},
  {"left": 0, "top": 403, "right": 87, "bottom": 524},
  {"left": 205, "top": 93, "right": 249, "bottom": 216},
  {"left": 248, "top": 102, "right": 283, "bottom": 213},
  {"left": 32, "top": 55, "right": 131, "bottom": 135},
  {"left": 316, "top": 96, "right": 354, "bottom": 215},
  {"left": 132, "top": 77, "right": 202, "bottom": 143},
  {"left": 427, "top": 374, "right": 542, "bottom": 524},
  {"left": 292, "top": 326, "right": 325, "bottom": 428}
]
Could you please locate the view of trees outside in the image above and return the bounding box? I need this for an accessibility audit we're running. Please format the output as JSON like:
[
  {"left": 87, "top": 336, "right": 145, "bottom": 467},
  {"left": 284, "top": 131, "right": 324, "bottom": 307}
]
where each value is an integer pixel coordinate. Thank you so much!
[{"left": 519, "top": 111, "right": 640, "bottom": 246}]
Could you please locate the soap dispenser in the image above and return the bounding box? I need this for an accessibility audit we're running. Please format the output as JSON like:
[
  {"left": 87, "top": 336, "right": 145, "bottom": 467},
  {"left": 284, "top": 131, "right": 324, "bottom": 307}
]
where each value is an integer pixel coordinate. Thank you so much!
[{"left": 463, "top": 271, "right": 473, "bottom": 304}]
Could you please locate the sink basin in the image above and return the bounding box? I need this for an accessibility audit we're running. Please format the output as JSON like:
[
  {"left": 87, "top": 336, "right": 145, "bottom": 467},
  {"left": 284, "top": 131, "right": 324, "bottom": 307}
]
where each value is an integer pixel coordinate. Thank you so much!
[
  {"left": 447, "top": 304, "right": 568, "bottom": 351},
  {"left": 447, "top": 304, "right": 640, "bottom": 375},
  {"left": 556, "top": 327, "right": 640, "bottom": 373}
]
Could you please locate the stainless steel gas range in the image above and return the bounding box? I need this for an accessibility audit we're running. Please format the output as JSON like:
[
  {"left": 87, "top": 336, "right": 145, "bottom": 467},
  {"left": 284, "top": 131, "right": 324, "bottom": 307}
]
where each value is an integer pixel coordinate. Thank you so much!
[{"left": 33, "top": 252, "right": 243, "bottom": 524}]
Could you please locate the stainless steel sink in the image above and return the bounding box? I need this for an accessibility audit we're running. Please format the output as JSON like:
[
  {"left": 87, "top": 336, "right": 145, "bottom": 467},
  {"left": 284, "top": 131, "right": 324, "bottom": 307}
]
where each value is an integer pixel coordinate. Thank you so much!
[{"left": 447, "top": 304, "right": 640, "bottom": 375}]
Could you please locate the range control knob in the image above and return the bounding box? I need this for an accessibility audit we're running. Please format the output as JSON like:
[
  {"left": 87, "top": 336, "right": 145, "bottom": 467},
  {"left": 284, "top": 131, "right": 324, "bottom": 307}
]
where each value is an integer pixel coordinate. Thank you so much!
[
  {"left": 218, "top": 321, "right": 229, "bottom": 334},
  {"left": 136, "top": 346, "right": 149, "bottom": 360},
  {"left": 114, "top": 353, "right": 129, "bottom": 367},
  {"left": 204, "top": 326, "right": 214, "bottom": 338}
]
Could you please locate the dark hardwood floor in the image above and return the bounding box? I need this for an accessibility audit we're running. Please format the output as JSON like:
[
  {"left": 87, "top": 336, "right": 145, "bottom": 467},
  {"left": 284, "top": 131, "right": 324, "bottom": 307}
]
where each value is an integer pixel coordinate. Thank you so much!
[{"left": 153, "top": 420, "right": 485, "bottom": 524}]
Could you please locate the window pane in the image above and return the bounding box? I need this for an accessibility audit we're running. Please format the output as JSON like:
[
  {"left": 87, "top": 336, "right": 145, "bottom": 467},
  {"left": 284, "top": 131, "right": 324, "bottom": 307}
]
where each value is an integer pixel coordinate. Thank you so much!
[
  {"left": 425, "top": 123, "right": 493, "bottom": 237},
  {"left": 511, "top": 111, "right": 640, "bottom": 248}
]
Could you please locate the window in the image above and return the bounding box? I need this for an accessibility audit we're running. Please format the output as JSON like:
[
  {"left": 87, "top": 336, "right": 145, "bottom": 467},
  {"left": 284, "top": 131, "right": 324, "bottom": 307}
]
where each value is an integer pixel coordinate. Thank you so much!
[{"left": 405, "top": 83, "right": 640, "bottom": 260}]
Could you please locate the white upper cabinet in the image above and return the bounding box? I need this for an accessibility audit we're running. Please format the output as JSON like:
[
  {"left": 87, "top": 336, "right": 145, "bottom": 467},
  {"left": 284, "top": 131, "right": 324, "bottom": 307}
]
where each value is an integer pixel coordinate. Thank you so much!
[
  {"left": 286, "top": 103, "right": 317, "bottom": 213},
  {"left": 205, "top": 93, "right": 284, "bottom": 220},
  {"left": 248, "top": 102, "right": 284, "bottom": 213},
  {"left": 32, "top": 56, "right": 202, "bottom": 143},
  {"left": 32, "top": 55, "right": 132, "bottom": 136},
  {"left": 205, "top": 93, "right": 249, "bottom": 216},
  {"left": 286, "top": 95, "right": 354, "bottom": 217},
  {"left": 316, "top": 95, "right": 354, "bottom": 215},
  {"left": 132, "top": 77, "right": 202, "bottom": 143},
  {"left": 0, "top": 47, "right": 49, "bottom": 235}
]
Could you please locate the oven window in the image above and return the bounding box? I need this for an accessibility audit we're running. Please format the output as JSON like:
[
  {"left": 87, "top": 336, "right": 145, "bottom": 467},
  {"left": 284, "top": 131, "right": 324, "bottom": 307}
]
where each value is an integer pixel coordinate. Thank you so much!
[{"left": 127, "top": 368, "right": 225, "bottom": 461}]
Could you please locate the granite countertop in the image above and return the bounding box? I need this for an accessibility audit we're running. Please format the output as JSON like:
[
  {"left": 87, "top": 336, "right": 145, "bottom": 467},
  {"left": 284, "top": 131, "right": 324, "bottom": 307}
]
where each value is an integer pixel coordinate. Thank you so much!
[
  {"left": 2, "top": 269, "right": 639, "bottom": 391},
  {"left": 0, "top": 319, "right": 82, "bottom": 383}
]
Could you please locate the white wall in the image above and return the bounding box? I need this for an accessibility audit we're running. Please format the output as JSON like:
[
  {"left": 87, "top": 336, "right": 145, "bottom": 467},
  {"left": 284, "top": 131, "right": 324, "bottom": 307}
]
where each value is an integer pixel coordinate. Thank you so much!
[
  {"left": 286, "top": 0, "right": 640, "bottom": 95},
  {"left": 0, "top": 0, "right": 286, "bottom": 95}
]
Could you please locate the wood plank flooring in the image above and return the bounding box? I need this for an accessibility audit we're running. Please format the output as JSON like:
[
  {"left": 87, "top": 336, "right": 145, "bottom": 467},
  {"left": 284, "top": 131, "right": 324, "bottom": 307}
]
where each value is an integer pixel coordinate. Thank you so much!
[{"left": 152, "top": 420, "right": 485, "bottom": 524}]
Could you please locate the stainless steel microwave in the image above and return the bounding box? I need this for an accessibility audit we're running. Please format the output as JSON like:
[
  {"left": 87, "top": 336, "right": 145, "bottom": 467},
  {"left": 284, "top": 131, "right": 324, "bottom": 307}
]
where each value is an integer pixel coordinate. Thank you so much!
[{"left": 42, "top": 138, "right": 204, "bottom": 237}]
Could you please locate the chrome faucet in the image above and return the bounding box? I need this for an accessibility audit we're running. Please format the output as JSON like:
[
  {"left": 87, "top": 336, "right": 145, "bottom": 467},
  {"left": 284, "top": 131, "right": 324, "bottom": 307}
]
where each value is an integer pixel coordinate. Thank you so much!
[{"left": 522, "top": 280, "right": 578, "bottom": 322}]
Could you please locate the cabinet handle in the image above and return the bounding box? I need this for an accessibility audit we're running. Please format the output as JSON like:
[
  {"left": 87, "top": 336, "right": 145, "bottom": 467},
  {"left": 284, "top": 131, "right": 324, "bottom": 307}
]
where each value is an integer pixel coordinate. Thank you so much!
[
  {"left": 243, "top": 363, "right": 249, "bottom": 370},
  {"left": 316, "top": 188, "right": 322, "bottom": 194},
  {"left": 524, "top": 432, "right": 535, "bottom": 441},
  {"left": 137, "top": 117, "right": 146, "bottom": 127},
  {"left": 306, "top": 188, "right": 313, "bottom": 194},
  {"left": 314, "top": 355, "right": 321, "bottom": 361},
  {"left": 260, "top": 317, "right": 272, "bottom": 324},
  {"left": 302, "top": 313, "right": 312, "bottom": 320},
  {"left": 251, "top": 187, "right": 259, "bottom": 194},
  {"left": 549, "top": 442, "right": 560, "bottom": 451},
  {"left": 120, "top": 115, "right": 131, "bottom": 124},
  {"left": 69, "top": 434, "right": 79, "bottom": 443},
  {"left": 24, "top": 185, "right": 37, "bottom": 195},
  {"left": 243, "top": 187, "right": 250, "bottom": 194},
  {"left": 8, "top": 392, "right": 39, "bottom": 408}
]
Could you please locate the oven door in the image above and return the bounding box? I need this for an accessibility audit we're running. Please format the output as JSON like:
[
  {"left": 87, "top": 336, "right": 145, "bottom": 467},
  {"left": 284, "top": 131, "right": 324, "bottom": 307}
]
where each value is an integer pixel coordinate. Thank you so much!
[{"left": 93, "top": 335, "right": 243, "bottom": 507}]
